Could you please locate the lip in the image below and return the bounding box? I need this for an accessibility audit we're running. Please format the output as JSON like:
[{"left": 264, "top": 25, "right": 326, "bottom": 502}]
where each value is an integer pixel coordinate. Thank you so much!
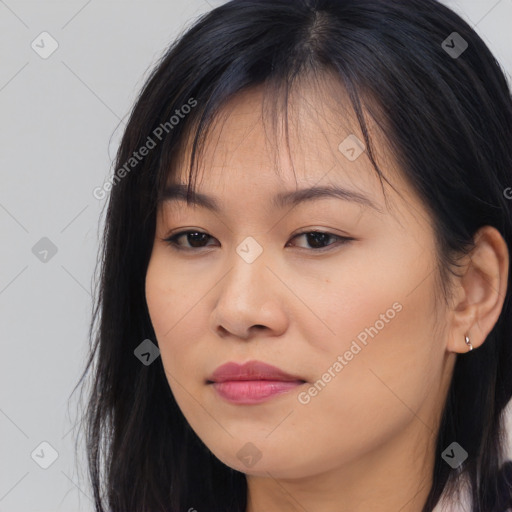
[
  {"left": 208, "top": 360, "right": 304, "bottom": 383},
  {"left": 207, "top": 360, "right": 306, "bottom": 405}
]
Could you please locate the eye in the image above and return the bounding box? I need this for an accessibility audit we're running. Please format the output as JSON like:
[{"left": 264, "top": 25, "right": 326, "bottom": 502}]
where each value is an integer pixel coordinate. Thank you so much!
[
  {"left": 162, "top": 230, "right": 217, "bottom": 251},
  {"left": 161, "top": 229, "right": 353, "bottom": 252},
  {"left": 287, "top": 230, "right": 353, "bottom": 251}
]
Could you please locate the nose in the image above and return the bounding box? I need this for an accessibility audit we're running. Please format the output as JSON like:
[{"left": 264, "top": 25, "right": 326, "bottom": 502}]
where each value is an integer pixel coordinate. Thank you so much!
[{"left": 210, "top": 242, "right": 289, "bottom": 340}]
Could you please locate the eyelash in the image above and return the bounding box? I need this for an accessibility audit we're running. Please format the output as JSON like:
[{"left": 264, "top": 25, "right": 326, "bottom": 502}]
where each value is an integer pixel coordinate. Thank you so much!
[{"left": 161, "top": 229, "right": 354, "bottom": 253}]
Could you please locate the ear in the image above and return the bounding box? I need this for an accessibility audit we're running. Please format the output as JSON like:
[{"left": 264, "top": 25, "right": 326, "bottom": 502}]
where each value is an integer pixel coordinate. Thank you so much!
[{"left": 446, "top": 226, "right": 509, "bottom": 353}]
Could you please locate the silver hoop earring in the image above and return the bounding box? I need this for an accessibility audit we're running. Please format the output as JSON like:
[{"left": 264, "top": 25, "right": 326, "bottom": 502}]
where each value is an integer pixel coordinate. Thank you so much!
[{"left": 464, "top": 335, "right": 473, "bottom": 351}]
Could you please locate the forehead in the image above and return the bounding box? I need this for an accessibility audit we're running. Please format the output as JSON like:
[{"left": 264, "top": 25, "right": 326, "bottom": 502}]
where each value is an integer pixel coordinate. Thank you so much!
[{"left": 165, "top": 75, "right": 405, "bottom": 214}]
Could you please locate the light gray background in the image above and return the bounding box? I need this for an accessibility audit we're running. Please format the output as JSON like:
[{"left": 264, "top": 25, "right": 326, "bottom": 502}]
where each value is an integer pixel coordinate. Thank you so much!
[{"left": 1, "top": 1, "right": 511, "bottom": 511}]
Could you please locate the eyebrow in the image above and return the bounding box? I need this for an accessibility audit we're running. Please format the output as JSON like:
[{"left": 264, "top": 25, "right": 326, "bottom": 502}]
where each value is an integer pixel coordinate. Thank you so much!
[{"left": 160, "top": 183, "right": 382, "bottom": 213}]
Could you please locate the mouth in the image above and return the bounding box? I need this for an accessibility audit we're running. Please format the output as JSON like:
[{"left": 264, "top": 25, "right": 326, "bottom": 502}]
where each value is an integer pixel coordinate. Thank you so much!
[
  {"left": 206, "top": 360, "right": 306, "bottom": 405},
  {"left": 210, "top": 380, "right": 305, "bottom": 404},
  {"left": 207, "top": 360, "right": 305, "bottom": 383}
]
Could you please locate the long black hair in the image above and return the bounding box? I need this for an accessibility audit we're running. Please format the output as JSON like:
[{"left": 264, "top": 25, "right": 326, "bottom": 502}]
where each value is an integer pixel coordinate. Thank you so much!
[{"left": 73, "top": 0, "right": 512, "bottom": 510}]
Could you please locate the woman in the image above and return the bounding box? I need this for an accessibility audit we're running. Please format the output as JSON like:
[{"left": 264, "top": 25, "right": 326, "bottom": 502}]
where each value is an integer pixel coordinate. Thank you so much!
[{"left": 76, "top": 0, "right": 512, "bottom": 510}]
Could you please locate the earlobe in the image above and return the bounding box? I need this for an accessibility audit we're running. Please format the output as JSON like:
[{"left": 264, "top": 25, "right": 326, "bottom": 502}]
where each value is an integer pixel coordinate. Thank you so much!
[{"left": 447, "top": 226, "right": 509, "bottom": 354}]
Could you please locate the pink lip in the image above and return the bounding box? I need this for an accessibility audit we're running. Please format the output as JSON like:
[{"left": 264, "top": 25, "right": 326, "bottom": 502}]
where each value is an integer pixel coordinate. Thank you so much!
[{"left": 207, "top": 361, "right": 306, "bottom": 405}]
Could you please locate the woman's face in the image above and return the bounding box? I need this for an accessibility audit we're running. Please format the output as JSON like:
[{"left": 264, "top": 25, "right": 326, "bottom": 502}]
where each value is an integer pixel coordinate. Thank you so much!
[{"left": 145, "top": 81, "right": 454, "bottom": 481}]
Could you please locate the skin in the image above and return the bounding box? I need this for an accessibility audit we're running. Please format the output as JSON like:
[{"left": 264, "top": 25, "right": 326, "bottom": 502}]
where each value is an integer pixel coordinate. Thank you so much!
[{"left": 145, "top": 75, "right": 509, "bottom": 512}]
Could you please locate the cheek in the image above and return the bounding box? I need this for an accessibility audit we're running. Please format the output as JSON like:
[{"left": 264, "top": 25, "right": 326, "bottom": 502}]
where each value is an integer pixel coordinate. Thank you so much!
[
  {"left": 318, "top": 227, "right": 438, "bottom": 357},
  {"left": 145, "top": 253, "right": 208, "bottom": 386},
  {"left": 299, "top": 243, "right": 439, "bottom": 422},
  {"left": 145, "top": 263, "right": 174, "bottom": 342},
  {"left": 145, "top": 251, "right": 201, "bottom": 340},
  {"left": 276, "top": 293, "right": 439, "bottom": 477},
  {"left": 299, "top": 248, "right": 411, "bottom": 357}
]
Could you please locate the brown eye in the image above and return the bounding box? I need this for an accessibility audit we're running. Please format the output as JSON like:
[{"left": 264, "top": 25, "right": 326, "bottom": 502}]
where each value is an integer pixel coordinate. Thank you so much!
[
  {"left": 287, "top": 231, "right": 353, "bottom": 251},
  {"left": 163, "top": 230, "right": 217, "bottom": 250}
]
